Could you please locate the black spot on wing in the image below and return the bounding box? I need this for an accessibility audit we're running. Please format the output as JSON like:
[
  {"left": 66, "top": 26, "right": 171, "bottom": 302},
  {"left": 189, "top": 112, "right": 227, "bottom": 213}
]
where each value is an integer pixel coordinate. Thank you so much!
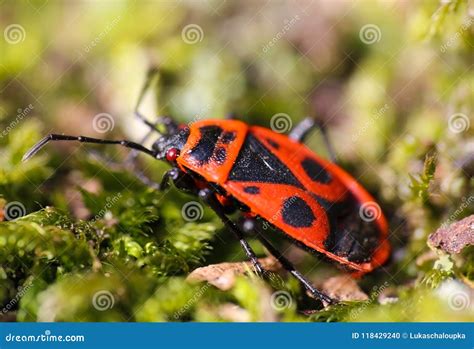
[
  {"left": 228, "top": 134, "right": 303, "bottom": 187},
  {"left": 221, "top": 131, "right": 236, "bottom": 144},
  {"left": 214, "top": 147, "right": 227, "bottom": 165},
  {"left": 189, "top": 126, "right": 222, "bottom": 165},
  {"left": 243, "top": 186, "right": 260, "bottom": 194},
  {"left": 281, "top": 196, "right": 315, "bottom": 228},
  {"left": 301, "top": 157, "right": 332, "bottom": 184}
]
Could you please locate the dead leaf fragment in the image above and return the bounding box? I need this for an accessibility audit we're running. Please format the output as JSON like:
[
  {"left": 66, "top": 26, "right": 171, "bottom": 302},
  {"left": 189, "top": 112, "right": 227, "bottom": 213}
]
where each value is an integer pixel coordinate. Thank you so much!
[
  {"left": 321, "top": 275, "right": 368, "bottom": 302},
  {"left": 429, "top": 215, "right": 474, "bottom": 254},
  {"left": 187, "top": 256, "right": 282, "bottom": 291}
]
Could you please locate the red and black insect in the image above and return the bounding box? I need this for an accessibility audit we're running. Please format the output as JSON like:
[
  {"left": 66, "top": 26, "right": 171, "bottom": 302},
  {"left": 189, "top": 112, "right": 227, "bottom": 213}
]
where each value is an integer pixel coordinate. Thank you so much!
[{"left": 23, "top": 77, "right": 390, "bottom": 305}]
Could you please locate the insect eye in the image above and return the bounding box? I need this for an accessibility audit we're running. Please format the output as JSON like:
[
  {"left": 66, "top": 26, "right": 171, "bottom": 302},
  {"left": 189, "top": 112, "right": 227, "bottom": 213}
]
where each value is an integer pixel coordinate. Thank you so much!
[{"left": 165, "top": 147, "right": 180, "bottom": 162}]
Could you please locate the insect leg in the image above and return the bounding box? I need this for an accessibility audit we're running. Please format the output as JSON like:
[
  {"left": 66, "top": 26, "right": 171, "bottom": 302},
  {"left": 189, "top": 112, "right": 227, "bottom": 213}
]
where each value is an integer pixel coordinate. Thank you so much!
[
  {"left": 289, "top": 117, "right": 337, "bottom": 163},
  {"left": 157, "top": 168, "right": 180, "bottom": 191},
  {"left": 134, "top": 67, "right": 160, "bottom": 132},
  {"left": 289, "top": 117, "right": 316, "bottom": 142},
  {"left": 257, "top": 234, "right": 336, "bottom": 305},
  {"left": 128, "top": 68, "right": 178, "bottom": 168},
  {"left": 134, "top": 67, "right": 179, "bottom": 135},
  {"left": 22, "top": 134, "right": 157, "bottom": 162},
  {"left": 198, "top": 188, "right": 266, "bottom": 276}
]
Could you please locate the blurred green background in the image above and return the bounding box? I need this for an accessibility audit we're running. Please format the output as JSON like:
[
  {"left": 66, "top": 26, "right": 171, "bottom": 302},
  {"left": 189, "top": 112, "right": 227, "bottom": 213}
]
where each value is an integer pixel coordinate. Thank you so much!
[{"left": 0, "top": 0, "right": 473, "bottom": 322}]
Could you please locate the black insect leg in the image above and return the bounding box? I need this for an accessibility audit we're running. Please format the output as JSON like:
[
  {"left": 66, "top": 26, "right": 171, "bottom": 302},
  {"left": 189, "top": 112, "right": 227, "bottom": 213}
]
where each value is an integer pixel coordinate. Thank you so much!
[
  {"left": 124, "top": 67, "right": 181, "bottom": 185},
  {"left": 157, "top": 168, "right": 180, "bottom": 191},
  {"left": 257, "top": 235, "right": 335, "bottom": 305},
  {"left": 22, "top": 134, "right": 157, "bottom": 162},
  {"left": 198, "top": 188, "right": 266, "bottom": 275},
  {"left": 289, "top": 117, "right": 337, "bottom": 163},
  {"left": 289, "top": 117, "right": 315, "bottom": 143},
  {"left": 134, "top": 67, "right": 178, "bottom": 135},
  {"left": 134, "top": 67, "right": 161, "bottom": 132},
  {"left": 242, "top": 217, "right": 335, "bottom": 304},
  {"left": 315, "top": 120, "right": 337, "bottom": 163}
]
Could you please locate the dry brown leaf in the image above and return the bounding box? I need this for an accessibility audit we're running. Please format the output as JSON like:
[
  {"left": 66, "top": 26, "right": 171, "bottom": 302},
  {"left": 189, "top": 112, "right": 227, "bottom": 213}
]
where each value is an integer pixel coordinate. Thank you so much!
[
  {"left": 429, "top": 214, "right": 474, "bottom": 254},
  {"left": 187, "top": 256, "right": 282, "bottom": 291},
  {"left": 321, "top": 275, "right": 368, "bottom": 302}
]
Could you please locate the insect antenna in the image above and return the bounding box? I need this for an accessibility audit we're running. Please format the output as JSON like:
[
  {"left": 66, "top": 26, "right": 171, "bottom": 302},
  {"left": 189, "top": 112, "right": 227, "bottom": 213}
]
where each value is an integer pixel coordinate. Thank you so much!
[{"left": 22, "top": 134, "right": 156, "bottom": 162}]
